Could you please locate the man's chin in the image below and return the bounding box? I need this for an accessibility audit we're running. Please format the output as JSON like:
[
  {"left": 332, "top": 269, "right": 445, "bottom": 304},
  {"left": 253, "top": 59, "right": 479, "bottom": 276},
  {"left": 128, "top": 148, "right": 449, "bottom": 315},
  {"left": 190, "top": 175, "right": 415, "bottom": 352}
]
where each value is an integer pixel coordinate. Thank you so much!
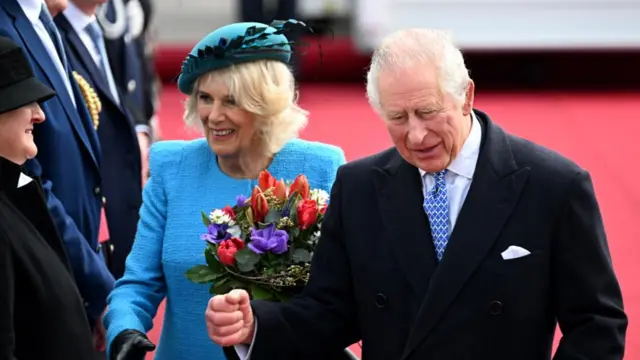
[{"left": 414, "top": 156, "right": 449, "bottom": 173}]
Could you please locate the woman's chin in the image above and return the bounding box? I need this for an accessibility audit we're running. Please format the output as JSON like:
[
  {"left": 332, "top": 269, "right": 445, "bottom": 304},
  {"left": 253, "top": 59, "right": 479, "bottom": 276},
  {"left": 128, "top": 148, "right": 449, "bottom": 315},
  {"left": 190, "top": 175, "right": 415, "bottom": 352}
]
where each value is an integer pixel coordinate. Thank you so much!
[
  {"left": 208, "top": 141, "right": 237, "bottom": 157},
  {"left": 23, "top": 144, "right": 38, "bottom": 160}
]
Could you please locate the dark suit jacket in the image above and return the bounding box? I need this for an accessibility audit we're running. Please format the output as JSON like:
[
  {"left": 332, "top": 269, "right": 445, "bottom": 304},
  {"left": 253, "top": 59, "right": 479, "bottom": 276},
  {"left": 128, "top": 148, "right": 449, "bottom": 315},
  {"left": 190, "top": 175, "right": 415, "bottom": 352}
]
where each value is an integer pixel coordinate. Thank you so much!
[
  {"left": 0, "top": 157, "right": 97, "bottom": 360},
  {"left": 0, "top": 0, "right": 114, "bottom": 326},
  {"left": 99, "top": 0, "right": 157, "bottom": 129},
  {"left": 247, "top": 110, "right": 627, "bottom": 360},
  {"left": 55, "top": 14, "right": 143, "bottom": 280}
]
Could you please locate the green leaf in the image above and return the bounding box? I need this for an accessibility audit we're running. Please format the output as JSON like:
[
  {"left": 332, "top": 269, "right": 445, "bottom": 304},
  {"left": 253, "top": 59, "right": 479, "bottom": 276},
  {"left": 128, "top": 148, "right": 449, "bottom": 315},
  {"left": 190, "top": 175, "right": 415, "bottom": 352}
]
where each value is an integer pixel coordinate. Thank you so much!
[
  {"left": 264, "top": 208, "right": 282, "bottom": 224},
  {"left": 289, "top": 194, "right": 305, "bottom": 226},
  {"left": 185, "top": 265, "right": 217, "bottom": 284},
  {"left": 201, "top": 211, "right": 211, "bottom": 227},
  {"left": 250, "top": 284, "right": 274, "bottom": 300},
  {"left": 292, "top": 248, "right": 311, "bottom": 263},
  {"left": 245, "top": 207, "right": 254, "bottom": 225},
  {"left": 289, "top": 227, "right": 300, "bottom": 239},
  {"left": 235, "top": 248, "right": 260, "bottom": 272},
  {"left": 205, "top": 247, "right": 224, "bottom": 273},
  {"left": 210, "top": 277, "right": 230, "bottom": 294}
]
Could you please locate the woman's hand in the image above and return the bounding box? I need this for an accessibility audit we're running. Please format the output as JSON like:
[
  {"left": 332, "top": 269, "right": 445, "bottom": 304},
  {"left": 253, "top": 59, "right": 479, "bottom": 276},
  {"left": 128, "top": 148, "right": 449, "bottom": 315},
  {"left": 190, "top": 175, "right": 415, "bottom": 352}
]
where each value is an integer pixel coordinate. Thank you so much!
[{"left": 110, "top": 329, "right": 156, "bottom": 360}]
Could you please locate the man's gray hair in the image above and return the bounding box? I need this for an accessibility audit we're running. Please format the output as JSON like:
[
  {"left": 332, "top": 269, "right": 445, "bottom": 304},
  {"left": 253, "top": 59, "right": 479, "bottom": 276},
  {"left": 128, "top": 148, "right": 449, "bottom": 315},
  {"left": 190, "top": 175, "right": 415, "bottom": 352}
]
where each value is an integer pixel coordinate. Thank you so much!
[{"left": 365, "top": 29, "right": 471, "bottom": 112}]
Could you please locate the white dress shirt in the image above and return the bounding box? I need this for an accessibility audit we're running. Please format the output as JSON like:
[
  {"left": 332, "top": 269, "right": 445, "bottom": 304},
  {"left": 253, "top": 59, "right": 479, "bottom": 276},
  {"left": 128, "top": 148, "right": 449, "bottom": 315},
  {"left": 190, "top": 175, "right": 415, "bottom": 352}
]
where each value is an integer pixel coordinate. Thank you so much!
[
  {"left": 234, "top": 113, "right": 482, "bottom": 359},
  {"left": 17, "top": 0, "right": 75, "bottom": 106},
  {"left": 63, "top": 3, "right": 121, "bottom": 105},
  {"left": 419, "top": 112, "right": 482, "bottom": 233}
]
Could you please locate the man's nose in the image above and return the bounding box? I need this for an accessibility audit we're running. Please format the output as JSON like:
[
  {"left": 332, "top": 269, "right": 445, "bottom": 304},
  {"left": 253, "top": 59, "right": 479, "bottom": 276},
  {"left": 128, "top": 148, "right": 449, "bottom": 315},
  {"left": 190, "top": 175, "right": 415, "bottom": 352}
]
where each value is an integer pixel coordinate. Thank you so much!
[{"left": 406, "top": 116, "right": 428, "bottom": 144}]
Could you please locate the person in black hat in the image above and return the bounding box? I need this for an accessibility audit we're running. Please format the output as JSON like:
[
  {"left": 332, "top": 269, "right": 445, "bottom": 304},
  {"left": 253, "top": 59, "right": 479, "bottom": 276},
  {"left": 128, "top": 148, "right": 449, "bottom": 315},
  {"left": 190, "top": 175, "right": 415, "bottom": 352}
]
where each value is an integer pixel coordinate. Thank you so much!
[
  {"left": 0, "top": 36, "right": 98, "bottom": 360},
  {"left": 0, "top": 0, "right": 116, "bottom": 342}
]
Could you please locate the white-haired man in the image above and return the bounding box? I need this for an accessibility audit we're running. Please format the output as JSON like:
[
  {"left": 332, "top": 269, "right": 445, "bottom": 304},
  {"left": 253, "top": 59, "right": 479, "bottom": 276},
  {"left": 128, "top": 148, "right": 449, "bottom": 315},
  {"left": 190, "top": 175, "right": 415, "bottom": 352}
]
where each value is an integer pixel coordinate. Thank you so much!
[{"left": 205, "top": 29, "right": 628, "bottom": 360}]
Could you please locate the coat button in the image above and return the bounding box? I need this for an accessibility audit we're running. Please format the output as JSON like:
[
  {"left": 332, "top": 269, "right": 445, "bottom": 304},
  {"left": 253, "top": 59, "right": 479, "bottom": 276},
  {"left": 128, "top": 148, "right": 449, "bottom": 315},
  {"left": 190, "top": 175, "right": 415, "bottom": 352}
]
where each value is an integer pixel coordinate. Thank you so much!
[
  {"left": 94, "top": 186, "right": 101, "bottom": 196},
  {"left": 375, "top": 293, "right": 387, "bottom": 308},
  {"left": 489, "top": 301, "right": 503, "bottom": 315},
  {"left": 102, "top": 196, "right": 107, "bottom": 205},
  {"left": 127, "top": 79, "right": 137, "bottom": 93}
]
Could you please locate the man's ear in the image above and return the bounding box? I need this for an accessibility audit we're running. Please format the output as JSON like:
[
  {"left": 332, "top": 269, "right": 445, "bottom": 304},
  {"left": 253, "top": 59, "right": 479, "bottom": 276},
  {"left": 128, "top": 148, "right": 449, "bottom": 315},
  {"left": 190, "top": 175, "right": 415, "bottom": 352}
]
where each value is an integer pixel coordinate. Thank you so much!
[{"left": 462, "top": 80, "right": 475, "bottom": 116}]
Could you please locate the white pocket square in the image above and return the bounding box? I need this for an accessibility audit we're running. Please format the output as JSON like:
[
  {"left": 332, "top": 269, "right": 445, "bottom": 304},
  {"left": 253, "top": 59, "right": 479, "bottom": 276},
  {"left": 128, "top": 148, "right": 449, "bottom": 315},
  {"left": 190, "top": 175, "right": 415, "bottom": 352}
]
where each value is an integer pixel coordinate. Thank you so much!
[{"left": 501, "top": 245, "right": 531, "bottom": 260}]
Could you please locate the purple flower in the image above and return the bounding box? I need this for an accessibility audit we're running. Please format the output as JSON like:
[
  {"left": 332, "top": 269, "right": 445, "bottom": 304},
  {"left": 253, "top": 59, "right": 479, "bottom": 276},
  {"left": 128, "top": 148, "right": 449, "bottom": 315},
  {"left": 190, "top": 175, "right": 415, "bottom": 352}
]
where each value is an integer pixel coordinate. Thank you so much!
[
  {"left": 248, "top": 224, "right": 289, "bottom": 255},
  {"left": 236, "top": 195, "right": 248, "bottom": 208},
  {"left": 200, "top": 223, "right": 231, "bottom": 244}
]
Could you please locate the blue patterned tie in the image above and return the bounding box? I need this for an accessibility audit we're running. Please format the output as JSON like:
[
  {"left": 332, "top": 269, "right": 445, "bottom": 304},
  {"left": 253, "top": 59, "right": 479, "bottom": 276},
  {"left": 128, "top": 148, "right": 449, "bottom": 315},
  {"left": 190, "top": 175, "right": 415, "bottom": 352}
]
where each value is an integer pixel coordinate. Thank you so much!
[
  {"left": 423, "top": 170, "right": 450, "bottom": 261},
  {"left": 85, "top": 22, "right": 120, "bottom": 104}
]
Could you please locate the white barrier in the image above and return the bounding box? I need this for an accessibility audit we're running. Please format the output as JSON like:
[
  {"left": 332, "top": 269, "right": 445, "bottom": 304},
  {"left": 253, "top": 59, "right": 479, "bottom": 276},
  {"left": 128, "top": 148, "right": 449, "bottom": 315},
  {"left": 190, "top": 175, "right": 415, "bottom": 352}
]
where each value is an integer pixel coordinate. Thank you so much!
[{"left": 352, "top": 0, "right": 640, "bottom": 51}]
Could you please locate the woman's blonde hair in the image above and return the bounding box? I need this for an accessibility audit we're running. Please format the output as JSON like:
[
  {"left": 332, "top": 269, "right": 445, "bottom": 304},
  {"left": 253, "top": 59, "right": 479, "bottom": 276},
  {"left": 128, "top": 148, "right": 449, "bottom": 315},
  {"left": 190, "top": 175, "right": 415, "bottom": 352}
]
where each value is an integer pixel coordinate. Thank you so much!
[{"left": 183, "top": 60, "right": 308, "bottom": 156}]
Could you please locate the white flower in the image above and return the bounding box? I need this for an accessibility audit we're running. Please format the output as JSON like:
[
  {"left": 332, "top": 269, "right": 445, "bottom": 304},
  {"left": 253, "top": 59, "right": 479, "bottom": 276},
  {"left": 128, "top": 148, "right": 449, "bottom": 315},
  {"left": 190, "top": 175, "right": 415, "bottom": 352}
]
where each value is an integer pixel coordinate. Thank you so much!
[
  {"left": 227, "top": 225, "right": 242, "bottom": 238},
  {"left": 209, "top": 209, "right": 235, "bottom": 226},
  {"left": 309, "top": 189, "right": 329, "bottom": 206}
]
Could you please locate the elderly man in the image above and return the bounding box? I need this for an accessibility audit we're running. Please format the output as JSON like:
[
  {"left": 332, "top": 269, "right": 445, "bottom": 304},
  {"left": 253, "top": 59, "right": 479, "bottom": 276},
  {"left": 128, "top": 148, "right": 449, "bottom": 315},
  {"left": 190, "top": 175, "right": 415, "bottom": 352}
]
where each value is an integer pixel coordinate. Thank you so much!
[{"left": 205, "top": 29, "right": 627, "bottom": 360}]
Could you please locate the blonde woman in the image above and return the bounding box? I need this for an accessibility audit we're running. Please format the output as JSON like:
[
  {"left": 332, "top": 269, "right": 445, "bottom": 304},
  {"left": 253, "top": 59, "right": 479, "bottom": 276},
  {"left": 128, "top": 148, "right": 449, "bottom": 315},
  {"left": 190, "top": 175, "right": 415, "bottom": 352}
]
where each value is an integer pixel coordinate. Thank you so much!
[{"left": 103, "top": 21, "right": 346, "bottom": 360}]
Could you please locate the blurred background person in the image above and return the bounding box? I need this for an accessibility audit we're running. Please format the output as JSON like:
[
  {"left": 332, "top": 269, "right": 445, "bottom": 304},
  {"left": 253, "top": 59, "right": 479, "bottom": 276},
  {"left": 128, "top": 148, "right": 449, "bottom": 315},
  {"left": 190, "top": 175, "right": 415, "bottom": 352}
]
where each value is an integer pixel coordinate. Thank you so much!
[
  {"left": 55, "top": 0, "right": 144, "bottom": 283},
  {"left": 98, "top": 0, "right": 159, "bottom": 182},
  {"left": 0, "top": 0, "right": 116, "bottom": 352},
  {"left": 238, "top": 0, "right": 300, "bottom": 77},
  {"left": 0, "top": 35, "right": 97, "bottom": 360}
]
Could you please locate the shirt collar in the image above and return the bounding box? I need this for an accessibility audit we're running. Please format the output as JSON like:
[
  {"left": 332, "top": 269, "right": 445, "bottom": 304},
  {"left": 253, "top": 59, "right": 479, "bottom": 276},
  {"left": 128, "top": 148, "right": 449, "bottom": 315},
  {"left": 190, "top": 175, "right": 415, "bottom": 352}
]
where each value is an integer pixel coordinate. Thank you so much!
[
  {"left": 419, "top": 111, "right": 482, "bottom": 180},
  {"left": 17, "top": 0, "right": 44, "bottom": 24},
  {"left": 63, "top": 2, "right": 97, "bottom": 35}
]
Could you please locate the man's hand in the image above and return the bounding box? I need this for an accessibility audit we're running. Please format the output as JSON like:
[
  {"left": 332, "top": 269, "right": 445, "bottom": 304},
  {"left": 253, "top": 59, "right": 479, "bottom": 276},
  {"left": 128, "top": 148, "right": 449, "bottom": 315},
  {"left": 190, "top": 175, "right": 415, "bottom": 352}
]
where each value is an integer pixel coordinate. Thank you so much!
[
  {"left": 94, "top": 310, "right": 106, "bottom": 352},
  {"left": 136, "top": 132, "right": 150, "bottom": 186},
  {"left": 205, "top": 289, "right": 255, "bottom": 346}
]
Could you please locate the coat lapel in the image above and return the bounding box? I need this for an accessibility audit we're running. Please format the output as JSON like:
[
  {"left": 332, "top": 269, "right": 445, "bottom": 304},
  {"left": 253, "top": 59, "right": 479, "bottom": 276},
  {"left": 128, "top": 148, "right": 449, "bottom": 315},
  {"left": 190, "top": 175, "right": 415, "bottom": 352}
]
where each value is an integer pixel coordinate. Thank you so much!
[
  {"left": 4, "top": 1, "right": 100, "bottom": 168},
  {"left": 375, "top": 151, "right": 437, "bottom": 299},
  {"left": 401, "top": 112, "right": 530, "bottom": 359},
  {"left": 0, "top": 158, "right": 70, "bottom": 272}
]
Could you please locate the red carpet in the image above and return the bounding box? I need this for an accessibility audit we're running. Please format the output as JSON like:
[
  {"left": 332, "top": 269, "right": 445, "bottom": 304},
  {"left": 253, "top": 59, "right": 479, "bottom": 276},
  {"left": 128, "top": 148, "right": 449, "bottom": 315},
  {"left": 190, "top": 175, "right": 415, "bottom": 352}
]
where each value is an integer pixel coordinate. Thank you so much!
[{"left": 146, "top": 84, "right": 639, "bottom": 359}]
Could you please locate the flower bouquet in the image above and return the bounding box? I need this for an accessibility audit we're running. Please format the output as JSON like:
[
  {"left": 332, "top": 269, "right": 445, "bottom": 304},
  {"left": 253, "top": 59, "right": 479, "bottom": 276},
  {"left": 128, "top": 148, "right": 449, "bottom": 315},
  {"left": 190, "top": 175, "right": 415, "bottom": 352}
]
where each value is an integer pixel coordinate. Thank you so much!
[{"left": 185, "top": 170, "right": 328, "bottom": 301}]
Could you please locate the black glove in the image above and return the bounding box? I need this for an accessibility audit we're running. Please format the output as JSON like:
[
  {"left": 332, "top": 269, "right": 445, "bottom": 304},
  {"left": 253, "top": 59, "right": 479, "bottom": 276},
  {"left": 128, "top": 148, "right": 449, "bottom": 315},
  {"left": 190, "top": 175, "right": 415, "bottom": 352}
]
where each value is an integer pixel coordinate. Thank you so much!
[{"left": 110, "top": 329, "right": 156, "bottom": 360}]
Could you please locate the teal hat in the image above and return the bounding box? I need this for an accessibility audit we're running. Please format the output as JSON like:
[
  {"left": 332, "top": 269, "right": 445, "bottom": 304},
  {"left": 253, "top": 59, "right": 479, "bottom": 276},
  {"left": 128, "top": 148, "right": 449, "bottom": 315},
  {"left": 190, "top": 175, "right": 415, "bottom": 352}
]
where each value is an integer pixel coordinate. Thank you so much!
[{"left": 177, "top": 20, "right": 307, "bottom": 94}]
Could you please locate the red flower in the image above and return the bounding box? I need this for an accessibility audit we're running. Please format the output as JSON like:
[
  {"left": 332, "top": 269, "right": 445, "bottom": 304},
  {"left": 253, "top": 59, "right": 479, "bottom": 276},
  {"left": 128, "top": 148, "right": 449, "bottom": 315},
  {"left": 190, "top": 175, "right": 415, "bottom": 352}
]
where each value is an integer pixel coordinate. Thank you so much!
[
  {"left": 290, "top": 174, "right": 310, "bottom": 199},
  {"left": 273, "top": 179, "right": 288, "bottom": 201},
  {"left": 230, "top": 237, "right": 245, "bottom": 250},
  {"left": 217, "top": 240, "right": 239, "bottom": 266},
  {"left": 250, "top": 186, "right": 269, "bottom": 223},
  {"left": 222, "top": 205, "right": 236, "bottom": 220},
  {"left": 258, "top": 170, "right": 276, "bottom": 191},
  {"left": 319, "top": 204, "right": 327, "bottom": 215},
  {"left": 296, "top": 199, "right": 318, "bottom": 230}
]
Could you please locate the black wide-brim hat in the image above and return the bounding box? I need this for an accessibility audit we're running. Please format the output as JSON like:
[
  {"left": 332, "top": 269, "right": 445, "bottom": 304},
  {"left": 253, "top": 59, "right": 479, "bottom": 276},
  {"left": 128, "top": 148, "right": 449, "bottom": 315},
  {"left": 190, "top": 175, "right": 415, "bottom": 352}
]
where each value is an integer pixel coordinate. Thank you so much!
[{"left": 0, "top": 36, "right": 56, "bottom": 114}]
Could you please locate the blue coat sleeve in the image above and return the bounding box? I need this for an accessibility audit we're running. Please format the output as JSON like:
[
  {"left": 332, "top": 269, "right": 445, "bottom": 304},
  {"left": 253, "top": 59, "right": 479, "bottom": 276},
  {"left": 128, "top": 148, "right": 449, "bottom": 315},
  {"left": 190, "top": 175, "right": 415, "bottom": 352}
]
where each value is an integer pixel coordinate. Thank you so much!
[
  {"left": 303, "top": 142, "right": 347, "bottom": 194},
  {"left": 103, "top": 141, "right": 181, "bottom": 356},
  {"left": 25, "top": 157, "right": 115, "bottom": 324}
]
